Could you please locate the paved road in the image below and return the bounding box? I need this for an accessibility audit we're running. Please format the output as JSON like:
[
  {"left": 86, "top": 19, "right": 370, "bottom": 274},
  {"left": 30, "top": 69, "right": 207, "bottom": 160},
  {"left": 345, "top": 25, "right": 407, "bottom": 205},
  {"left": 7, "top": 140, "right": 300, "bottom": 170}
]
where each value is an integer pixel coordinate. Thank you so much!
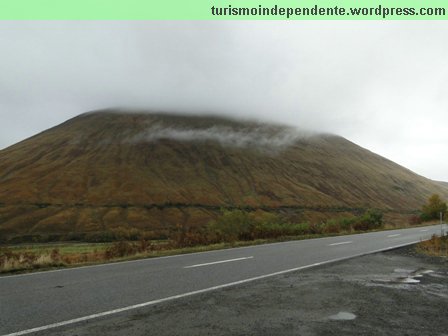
[{"left": 0, "top": 224, "right": 445, "bottom": 336}]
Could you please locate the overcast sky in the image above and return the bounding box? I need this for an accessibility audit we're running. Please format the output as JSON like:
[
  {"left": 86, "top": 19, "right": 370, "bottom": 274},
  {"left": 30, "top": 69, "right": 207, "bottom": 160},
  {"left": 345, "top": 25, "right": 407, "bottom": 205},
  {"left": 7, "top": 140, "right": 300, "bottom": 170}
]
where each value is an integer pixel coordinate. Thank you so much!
[{"left": 0, "top": 21, "right": 447, "bottom": 181}]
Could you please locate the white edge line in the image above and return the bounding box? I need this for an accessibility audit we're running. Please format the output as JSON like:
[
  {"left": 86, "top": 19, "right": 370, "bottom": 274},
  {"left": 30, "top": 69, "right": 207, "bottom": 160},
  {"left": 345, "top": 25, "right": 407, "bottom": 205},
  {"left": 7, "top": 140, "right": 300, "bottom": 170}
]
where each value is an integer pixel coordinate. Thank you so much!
[
  {"left": 184, "top": 256, "right": 254, "bottom": 268},
  {"left": 2, "top": 240, "right": 420, "bottom": 336},
  {"left": 1, "top": 224, "right": 439, "bottom": 280},
  {"left": 328, "top": 241, "right": 352, "bottom": 246}
]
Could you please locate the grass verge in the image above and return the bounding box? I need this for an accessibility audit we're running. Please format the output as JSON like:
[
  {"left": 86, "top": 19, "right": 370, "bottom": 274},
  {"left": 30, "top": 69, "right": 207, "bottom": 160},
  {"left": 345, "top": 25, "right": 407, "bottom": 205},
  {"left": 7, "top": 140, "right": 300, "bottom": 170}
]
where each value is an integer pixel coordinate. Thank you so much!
[
  {"left": 0, "top": 223, "right": 433, "bottom": 275},
  {"left": 416, "top": 233, "right": 448, "bottom": 257}
]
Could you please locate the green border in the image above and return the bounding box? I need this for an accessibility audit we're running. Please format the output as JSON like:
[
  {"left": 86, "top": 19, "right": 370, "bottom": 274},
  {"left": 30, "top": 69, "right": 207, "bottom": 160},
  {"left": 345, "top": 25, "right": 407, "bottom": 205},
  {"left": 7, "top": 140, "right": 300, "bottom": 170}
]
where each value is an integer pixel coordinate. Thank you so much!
[{"left": 0, "top": 0, "right": 447, "bottom": 19}]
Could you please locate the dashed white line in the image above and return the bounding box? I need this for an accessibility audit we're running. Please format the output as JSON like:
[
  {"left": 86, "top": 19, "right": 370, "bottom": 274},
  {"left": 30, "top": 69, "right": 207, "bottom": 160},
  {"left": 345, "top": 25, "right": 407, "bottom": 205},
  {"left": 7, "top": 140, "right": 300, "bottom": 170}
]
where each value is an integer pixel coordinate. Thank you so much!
[
  {"left": 328, "top": 241, "right": 353, "bottom": 246},
  {"left": 2, "top": 240, "right": 422, "bottom": 336},
  {"left": 387, "top": 234, "right": 401, "bottom": 238},
  {"left": 420, "top": 229, "right": 428, "bottom": 232},
  {"left": 184, "top": 256, "right": 254, "bottom": 269}
]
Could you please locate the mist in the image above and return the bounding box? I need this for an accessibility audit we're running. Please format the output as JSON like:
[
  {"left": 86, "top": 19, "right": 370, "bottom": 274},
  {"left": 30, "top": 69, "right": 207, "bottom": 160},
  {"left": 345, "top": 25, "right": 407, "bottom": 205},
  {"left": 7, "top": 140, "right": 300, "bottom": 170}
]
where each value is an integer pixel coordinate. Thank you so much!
[
  {"left": 0, "top": 21, "right": 447, "bottom": 180},
  {"left": 127, "top": 123, "right": 312, "bottom": 150}
]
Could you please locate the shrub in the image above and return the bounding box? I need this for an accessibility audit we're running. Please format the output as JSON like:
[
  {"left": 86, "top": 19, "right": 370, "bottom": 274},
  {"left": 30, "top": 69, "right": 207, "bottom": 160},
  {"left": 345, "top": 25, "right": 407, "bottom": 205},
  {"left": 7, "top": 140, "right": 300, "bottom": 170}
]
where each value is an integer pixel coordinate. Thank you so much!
[
  {"left": 104, "top": 241, "right": 139, "bottom": 259},
  {"left": 421, "top": 194, "right": 447, "bottom": 221},
  {"left": 339, "top": 217, "right": 356, "bottom": 231},
  {"left": 322, "top": 219, "right": 341, "bottom": 234},
  {"left": 308, "top": 222, "right": 324, "bottom": 234},
  {"left": 0, "top": 247, "right": 65, "bottom": 273},
  {"left": 84, "top": 231, "right": 115, "bottom": 242},
  {"left": 409, "top": 215, "right": 422, "bottom": 225},
  {"left": 65, "top": 232, "right": 87, "bottom": 241},
  {"left": 8, "top": 235, "right": 45, "bottom": 244},
  {"left": 170, "top": 208, "right": 385, "bottom": 247},
  {"left": 417, "top": 234, "right": 448, "bottom": 256},
  {"left": 291, "top": 222, "right": 313, "bottom": 235},
  {"left": 353, "top": 209, "right": 383, "bottom": 231},
  {"left": 206, "top": 209, "right": 252, "bottom": 242},
  {"left": 201, "top": 210, "right": 316, "bottom": 243}
]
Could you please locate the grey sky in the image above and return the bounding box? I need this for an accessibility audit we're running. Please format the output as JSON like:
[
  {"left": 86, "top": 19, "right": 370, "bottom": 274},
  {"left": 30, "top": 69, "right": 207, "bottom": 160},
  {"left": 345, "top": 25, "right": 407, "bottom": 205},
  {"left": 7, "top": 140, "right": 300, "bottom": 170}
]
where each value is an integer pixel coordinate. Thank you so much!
[{"left": 0, "top": 21, "right": 447, "bottom": 181}]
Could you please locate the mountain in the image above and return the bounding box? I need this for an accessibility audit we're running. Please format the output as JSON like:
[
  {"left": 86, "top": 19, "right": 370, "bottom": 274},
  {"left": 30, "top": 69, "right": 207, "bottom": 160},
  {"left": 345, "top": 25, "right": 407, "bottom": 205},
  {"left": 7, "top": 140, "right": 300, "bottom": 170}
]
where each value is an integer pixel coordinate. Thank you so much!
[
  {"left": 437, "top": 181, "right": 448, "bottom": 188},
  {"left": 1, "top": 110, "right": 447, "bottom": 239}
]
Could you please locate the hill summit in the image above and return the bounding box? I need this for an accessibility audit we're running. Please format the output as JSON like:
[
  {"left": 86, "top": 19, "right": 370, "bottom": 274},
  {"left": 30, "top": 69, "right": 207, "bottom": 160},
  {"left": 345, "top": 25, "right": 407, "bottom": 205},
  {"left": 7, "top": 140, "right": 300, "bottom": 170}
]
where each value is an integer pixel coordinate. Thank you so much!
[{"left": 0, "top": 110, "right": 447, "bottom": 238}]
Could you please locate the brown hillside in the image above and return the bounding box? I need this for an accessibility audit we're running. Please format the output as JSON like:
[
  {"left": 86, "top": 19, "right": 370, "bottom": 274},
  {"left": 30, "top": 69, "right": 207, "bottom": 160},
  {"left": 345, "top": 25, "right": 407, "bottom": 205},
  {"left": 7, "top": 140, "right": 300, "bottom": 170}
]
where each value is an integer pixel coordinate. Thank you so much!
[{"left": 1, "top": 110, "right": 447, "bottom": 238}]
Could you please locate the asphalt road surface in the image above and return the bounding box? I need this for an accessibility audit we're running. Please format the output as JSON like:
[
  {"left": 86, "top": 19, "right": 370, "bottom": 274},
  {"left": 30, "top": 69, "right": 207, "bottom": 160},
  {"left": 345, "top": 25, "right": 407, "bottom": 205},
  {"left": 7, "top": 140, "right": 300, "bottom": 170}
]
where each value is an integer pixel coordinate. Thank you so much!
[{"left": 1, "top": 224, "right": 445, "bottom": 336}]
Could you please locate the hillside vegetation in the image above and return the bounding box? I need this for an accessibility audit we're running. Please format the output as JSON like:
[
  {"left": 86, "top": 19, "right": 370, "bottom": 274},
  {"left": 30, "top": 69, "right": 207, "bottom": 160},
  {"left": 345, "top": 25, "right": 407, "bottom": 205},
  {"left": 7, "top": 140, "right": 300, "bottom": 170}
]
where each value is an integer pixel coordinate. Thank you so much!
[{"left": 1, "top": 110, "right": 447, "bottom": 241}]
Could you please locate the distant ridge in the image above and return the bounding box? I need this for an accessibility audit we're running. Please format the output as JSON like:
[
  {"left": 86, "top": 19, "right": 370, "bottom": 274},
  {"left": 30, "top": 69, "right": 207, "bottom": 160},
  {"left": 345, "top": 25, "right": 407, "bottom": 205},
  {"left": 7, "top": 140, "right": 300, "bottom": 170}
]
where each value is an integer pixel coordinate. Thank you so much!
[{"left": 1, "top": 110, "right": 447, "bottom": 238}]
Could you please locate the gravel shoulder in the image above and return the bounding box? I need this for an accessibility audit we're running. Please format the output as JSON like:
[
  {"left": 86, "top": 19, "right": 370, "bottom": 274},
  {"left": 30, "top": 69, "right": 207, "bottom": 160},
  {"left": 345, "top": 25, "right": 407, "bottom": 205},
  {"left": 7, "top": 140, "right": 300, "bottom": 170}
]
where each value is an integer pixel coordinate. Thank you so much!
[{"left": 45, "top": 246, "right": 448, "bottom": 336}]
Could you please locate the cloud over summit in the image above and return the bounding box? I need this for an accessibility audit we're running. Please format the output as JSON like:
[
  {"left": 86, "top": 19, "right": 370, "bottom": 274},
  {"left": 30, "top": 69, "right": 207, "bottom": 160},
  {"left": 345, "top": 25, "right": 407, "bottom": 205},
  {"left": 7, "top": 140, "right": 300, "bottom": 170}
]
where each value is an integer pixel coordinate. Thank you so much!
[{"left": 128, "top": 124, "right": 312, "bottom": 149}]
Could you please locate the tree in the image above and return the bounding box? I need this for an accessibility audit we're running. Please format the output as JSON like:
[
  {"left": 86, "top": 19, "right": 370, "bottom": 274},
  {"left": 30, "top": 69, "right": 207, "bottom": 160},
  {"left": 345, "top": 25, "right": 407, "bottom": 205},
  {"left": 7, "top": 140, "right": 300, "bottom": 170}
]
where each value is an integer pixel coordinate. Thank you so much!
[{"left": 421, "top": 194, "right": 447, "bottom": 221}]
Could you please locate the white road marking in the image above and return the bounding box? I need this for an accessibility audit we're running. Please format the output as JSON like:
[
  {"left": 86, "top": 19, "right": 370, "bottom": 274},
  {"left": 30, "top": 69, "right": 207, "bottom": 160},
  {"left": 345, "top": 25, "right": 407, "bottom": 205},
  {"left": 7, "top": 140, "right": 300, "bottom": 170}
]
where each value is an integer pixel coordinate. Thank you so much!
[
  {"left": 420, "top": 229, "right": 428, "bottom": 232},
  {"left": 2, "top": 240, "right": 421, "bottom": 336},
  {"left": 184, "top": 256, "right": 254, "bottom": 268},
  {"left": 328, "top": 241, "right": 352, "bottom": 246},
  {"left": 1, "top": 225, "right": 439, "bottom": 280},
  {"left": 387, "top": 234, "right": 401, "bottom": 238},
  {"left": 0, "top": 234, "right": 367, "bottom": 279}
]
